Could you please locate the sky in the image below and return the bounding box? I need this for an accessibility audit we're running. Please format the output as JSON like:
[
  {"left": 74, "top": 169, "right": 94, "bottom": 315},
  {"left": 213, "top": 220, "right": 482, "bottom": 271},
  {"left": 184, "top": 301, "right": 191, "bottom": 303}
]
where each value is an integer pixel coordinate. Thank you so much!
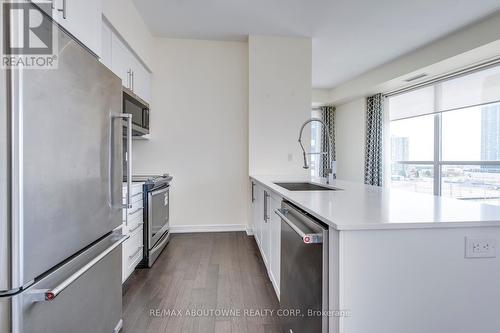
[{"left": 390, "top": 106, "right": 486, "bottom": 162}]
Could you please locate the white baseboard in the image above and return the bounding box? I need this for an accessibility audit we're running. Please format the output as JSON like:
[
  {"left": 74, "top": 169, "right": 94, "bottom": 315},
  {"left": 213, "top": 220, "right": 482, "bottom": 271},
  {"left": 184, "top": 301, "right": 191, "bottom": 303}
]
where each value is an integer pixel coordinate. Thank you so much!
[
  {"left": 245, "top": 227, "right": 254, "bottom": 236},
  {"left": 169, "top": 224, "right": 247, "bottom": 234}
]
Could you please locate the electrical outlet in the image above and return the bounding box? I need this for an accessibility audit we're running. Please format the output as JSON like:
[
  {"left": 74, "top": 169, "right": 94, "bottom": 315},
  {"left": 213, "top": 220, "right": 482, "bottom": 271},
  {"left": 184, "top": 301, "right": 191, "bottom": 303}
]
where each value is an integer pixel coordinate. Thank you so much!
[{"left": 465, "top": 237, "right": 496, "bottom": 258}]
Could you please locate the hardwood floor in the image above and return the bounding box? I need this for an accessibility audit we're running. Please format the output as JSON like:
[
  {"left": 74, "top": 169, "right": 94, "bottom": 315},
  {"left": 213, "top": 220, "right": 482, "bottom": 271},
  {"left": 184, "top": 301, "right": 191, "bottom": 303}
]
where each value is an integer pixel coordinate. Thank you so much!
[{"left": 122, "top": 232, "right": 281, "bottom": 333}]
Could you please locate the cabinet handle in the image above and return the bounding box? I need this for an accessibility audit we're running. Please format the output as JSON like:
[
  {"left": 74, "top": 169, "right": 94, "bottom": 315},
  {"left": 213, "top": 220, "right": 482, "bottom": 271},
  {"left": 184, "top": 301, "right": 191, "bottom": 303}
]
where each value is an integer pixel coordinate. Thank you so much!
[
  {"left": 130, "top": 191, "right": 142, "bottom": 199},
  {"left": 129, "top": 222, "right": 143, "bottom": 233},
  {"left": 128, "top": 207, "right": 142, "bottom": 216},
  {"left": 263, "top": 191, "right": 269, "bottom": 222},
  {"left": 129, "top": 245, "right": 144, "bottom": 260},
  {"left": 132, "top": 71, "right": 135, "bottom": 91},
  {"left": 251, "top": 182, "right": 255, "bottom": 202},
  {"left": 57, "top": 0, "right": 67, "bottom": 19}
]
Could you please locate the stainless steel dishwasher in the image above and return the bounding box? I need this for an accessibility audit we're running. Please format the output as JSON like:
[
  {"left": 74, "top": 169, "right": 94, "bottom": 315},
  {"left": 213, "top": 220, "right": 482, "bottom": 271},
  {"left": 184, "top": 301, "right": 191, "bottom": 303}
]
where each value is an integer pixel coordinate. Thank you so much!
[{"left": 275, "top": 201, "right": 329, "bottom": 333}]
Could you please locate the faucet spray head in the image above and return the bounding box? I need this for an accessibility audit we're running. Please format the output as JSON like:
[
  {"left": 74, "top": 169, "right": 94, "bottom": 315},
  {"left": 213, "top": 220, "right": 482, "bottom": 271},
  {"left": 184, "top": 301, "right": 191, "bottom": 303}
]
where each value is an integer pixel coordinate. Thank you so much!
[{"left": 302, "top": 152, "right": 309, "bottom": 169}]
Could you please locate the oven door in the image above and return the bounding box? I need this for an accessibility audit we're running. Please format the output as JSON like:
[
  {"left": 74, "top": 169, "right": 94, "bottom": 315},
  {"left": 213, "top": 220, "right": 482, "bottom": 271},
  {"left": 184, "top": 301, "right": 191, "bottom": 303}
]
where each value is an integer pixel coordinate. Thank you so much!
[{"left": 148, "top": 186, "right": 169, "bottom": 249}]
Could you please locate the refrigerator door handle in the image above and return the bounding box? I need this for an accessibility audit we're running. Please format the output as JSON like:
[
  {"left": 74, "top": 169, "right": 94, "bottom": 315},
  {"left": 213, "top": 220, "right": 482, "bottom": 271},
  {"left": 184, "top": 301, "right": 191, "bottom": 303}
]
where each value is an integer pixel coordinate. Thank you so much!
[
  {"left": 111, "top": 113, "right": 133, "bottom": 210},
  {"left": 28, "top": 234, "right": 128, "bottom": 303}
]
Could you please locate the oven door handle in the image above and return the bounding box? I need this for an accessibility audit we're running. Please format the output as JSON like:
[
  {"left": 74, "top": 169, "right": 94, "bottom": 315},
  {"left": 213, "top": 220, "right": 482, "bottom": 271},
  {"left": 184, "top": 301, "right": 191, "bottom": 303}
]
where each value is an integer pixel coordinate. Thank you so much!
[
  {"left": 275, "top": 209, "right": 323, "bottom": 244},
  {"left": 150, "top": 232, "right": 170, "bottom": 255},
  {"left": 149, "top": 186, "right": 169, "bottom": 197}
]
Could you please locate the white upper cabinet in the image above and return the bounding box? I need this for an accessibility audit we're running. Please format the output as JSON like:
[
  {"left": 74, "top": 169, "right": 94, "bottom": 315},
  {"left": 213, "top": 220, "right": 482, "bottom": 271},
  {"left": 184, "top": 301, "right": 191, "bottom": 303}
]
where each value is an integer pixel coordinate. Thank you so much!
[
  {"left": 110, "top": 33, "right": 133, "bottom": 90},
  {"left": 51, "top": 0, "right": 102, "bottom": 57},
  {"left": 100, "top": 22, "right": 112, "bottom": 69},
  {"left": 102, "top": 20, "right": 152, "bottom": 103},
  {"left": 132, "top": 57, "right": 152, "bottom": 103}
]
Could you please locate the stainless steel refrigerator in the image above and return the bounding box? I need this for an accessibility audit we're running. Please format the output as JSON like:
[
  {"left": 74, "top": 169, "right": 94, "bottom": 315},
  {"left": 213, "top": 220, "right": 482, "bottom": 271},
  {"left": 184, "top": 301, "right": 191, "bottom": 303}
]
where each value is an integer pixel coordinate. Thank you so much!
[{"left": 0, "top": 5, "right": 130, "bottom": 333}]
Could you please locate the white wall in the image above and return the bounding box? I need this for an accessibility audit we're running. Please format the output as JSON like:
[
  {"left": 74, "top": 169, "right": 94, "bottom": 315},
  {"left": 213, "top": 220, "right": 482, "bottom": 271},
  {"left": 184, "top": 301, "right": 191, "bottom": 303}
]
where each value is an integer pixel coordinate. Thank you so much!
[
  {"left": 102, "top": 0, "right": 154, "bottom": 69},
  {"left": 312, "top": 88, "right": 331, "bottom": 106},
  {"left": 335, "top": 98, "right": 365, "bottom": 183},
  {"left": 249, "top": 35, "right": 312, "bottom": 176},
  {"left": 132, "top": 39, "right": 249, "bottom": 230}
]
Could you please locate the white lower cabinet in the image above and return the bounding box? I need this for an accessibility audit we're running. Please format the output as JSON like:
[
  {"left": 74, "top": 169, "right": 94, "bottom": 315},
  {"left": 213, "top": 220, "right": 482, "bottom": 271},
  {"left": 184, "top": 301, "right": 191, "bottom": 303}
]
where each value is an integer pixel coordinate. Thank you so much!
[
  {"left": 261, "top": 190, "right": 271, "bottom": 268},
  {"left": 269, "top": 193, "right": 281, "bottom": 298},
  {"left": 122, "top": 183, "right": 144, "bottom": 283},
  {"left": 250, "top": 180, "right": 281, "bottom": 298},
  {"left": 122, "top": 224, "right": 143, "bottom": 283},
  {"left": 252, "top": 182, "right": 263, "bottom": 247}
]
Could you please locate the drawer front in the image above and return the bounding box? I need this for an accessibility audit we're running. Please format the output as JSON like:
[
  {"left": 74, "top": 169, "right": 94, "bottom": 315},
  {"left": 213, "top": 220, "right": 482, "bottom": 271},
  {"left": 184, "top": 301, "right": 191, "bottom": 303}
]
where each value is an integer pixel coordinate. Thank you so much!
[
  {"left": 122, "top": 190, "right": 143, "bottom": 205},
  {"left": 122, "top": 225, "right": 144, "bottom": 282},
  {"left": 122, "top": 183, "right": 143, "bottom": 199},
  {"left": 128, "top": 199, "right": 143, "bottom": 216},
  {"left": 122, "top": 199, "right": 143, "bottom": 222},
  {"left": 125, "top": 215, "right": 143, "bottom": 235}
]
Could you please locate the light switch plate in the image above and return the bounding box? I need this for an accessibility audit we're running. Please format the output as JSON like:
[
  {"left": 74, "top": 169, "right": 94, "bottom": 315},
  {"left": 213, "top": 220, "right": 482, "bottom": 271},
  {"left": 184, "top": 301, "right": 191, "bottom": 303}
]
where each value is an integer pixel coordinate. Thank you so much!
[{"left": 465, "top": 237, "right": 496, "bottom": 258}]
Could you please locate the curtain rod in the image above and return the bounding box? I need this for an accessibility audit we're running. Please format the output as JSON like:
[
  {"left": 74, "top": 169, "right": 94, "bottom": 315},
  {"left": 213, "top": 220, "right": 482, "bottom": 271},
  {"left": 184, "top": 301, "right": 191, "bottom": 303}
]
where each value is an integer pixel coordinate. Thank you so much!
[{"left": 383, "top": 57, "right": 500, "bottom": 98}]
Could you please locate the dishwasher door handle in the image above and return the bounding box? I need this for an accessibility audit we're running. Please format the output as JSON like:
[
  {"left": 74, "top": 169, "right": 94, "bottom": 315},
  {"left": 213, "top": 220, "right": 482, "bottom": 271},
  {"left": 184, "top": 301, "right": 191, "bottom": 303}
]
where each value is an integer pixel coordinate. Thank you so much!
[{"left": 275, "top": 208, "right": 323, "bottom": 244}]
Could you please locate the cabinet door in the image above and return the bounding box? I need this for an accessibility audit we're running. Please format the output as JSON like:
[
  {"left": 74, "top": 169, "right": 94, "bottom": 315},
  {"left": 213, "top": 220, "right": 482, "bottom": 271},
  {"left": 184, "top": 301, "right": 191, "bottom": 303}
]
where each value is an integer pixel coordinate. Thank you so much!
[
  {"left": 111, "top": 33, "right": 132, "bottom": 89},
  {"left": 131, "top": 57, "right": 152, "bottom": 103},
  {"left": 53, "top": 0, "right": 102, "bottom": 57},
  {"left": 100, "top": 21, "right": 112, "bottom": 69},
  {"left": 269, "top": 195, "right": 281, "bottom": 297},
  {"left": 252, "top": 184, "right": 263, "bottom": 246}
]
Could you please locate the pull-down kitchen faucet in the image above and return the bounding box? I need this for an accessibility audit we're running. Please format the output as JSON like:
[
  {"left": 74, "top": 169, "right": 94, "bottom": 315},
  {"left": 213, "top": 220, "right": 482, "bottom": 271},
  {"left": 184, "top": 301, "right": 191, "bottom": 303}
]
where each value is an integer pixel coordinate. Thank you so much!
[{"left": 298, "top": 118, "right": 334, "bottom": 184}]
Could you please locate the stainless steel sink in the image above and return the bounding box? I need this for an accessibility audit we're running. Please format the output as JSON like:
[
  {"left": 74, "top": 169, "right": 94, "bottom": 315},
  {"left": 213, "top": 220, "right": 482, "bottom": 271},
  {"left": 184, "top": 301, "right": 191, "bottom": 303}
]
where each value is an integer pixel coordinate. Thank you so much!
[{"left": 274, "top": 182, "right": 342, "bottom": 191}]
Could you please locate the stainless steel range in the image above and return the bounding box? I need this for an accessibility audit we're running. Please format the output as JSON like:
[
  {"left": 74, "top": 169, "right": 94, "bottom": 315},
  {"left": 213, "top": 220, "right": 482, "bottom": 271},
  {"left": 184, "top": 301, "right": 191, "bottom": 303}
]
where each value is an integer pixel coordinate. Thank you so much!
[{"left": 133, "top": 174, "right": 173, "bottom": 267}]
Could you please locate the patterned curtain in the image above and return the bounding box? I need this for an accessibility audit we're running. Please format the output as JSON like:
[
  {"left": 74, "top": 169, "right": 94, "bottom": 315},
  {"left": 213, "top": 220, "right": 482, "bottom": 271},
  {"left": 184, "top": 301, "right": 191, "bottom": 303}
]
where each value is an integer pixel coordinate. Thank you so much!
[
  {"left": 320, "top": 106, "right": 336, "bottom": 178},
  {"left": 364, "top": 94, "right": 384, "bottom": 186}
]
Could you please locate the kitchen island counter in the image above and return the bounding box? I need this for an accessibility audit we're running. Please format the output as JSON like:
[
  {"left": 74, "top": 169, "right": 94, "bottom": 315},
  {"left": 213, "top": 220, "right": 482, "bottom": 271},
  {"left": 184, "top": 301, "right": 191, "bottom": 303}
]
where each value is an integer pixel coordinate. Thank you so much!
[{"left": 250, "top": 175, "right": 500, "bottom": 230}]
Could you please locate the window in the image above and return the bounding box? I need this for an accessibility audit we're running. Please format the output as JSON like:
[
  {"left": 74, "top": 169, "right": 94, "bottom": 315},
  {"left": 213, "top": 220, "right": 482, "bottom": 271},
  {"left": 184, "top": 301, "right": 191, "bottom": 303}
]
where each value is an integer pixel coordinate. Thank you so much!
[
  {"left": 310, "top": 109, "right": 323, "bottom": 177},
  {"left": 388, "top": 64, "right": 500, "bottom": 205}
]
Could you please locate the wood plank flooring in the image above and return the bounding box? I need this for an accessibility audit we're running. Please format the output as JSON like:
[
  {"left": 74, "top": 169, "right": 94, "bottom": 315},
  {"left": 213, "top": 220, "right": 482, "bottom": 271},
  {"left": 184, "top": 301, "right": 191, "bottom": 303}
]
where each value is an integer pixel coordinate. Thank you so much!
[{"left": 122, "top": 232, "right": 281, "bottom": 333}]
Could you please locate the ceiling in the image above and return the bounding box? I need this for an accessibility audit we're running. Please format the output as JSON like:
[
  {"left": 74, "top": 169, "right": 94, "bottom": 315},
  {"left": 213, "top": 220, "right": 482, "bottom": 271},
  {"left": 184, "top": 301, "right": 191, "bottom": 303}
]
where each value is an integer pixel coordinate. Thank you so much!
[{"left": 133, "top": 0, "right": 500, "bottom": 88}]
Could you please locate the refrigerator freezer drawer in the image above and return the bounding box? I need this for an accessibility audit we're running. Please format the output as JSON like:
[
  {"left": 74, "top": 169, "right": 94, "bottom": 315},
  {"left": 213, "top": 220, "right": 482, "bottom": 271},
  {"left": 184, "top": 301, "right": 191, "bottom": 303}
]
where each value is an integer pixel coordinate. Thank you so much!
[{"left": 14, "top": 234, "right": 123, "bottom": 333}]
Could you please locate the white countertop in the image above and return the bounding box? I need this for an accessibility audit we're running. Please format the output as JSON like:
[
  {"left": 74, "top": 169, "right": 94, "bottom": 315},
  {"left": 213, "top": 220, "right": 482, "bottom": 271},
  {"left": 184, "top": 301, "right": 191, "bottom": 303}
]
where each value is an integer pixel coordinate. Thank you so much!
[{"left": 251, "top": 175, "right": 500, "bottom": 230}]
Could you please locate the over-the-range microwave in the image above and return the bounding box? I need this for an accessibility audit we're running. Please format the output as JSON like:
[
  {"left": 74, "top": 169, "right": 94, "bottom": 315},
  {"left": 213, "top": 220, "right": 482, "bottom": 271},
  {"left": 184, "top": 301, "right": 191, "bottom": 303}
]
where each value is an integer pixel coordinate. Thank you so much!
[{"left": 123, "top": 87, "right": 150, "bottom": 136}]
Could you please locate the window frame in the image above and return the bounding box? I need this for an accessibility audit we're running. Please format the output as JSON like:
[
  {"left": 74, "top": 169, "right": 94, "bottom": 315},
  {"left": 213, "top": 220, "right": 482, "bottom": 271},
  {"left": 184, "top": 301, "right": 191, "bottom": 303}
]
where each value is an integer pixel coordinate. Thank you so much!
[{"left": 390, "top": 84, "right": 500, "bottom": 197}]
